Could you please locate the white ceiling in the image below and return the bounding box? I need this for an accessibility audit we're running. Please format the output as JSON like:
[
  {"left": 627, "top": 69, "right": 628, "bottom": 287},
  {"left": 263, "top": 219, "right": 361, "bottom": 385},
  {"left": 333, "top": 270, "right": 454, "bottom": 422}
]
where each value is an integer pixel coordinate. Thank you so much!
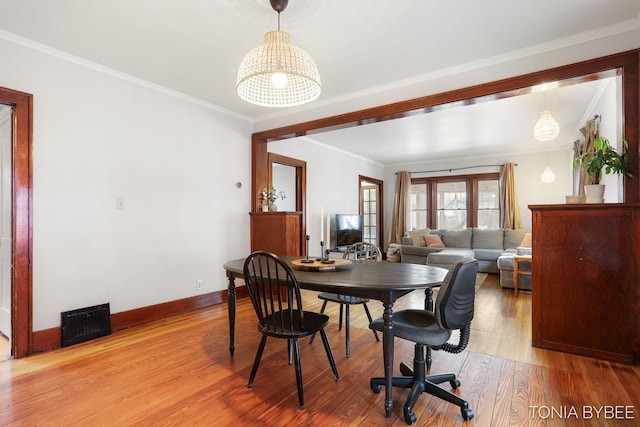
[
  {"left": 301, "top": 76, "right": 612, "bottom": 164},
  {"left": 0, "top": 0, "right": 639, "bottom": 164}
]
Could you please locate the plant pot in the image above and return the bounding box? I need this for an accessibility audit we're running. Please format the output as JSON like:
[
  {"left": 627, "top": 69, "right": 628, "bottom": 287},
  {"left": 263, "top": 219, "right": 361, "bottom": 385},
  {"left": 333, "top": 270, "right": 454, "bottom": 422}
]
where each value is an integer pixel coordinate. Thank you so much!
[
  {"left": 565, "top": 195, "right": 585, "bottom": 204},
  {"left": 584, "top": 184, "right": 605, "bottom": 203}
]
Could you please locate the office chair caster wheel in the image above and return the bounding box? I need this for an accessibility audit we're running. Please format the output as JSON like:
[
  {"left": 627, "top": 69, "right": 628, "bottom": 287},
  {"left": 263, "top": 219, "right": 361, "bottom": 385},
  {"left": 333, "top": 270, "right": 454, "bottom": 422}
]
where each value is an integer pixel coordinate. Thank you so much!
[
  {"left": 450, "top": 379, "right": 461, "bottom": 389},
  {"left": 461, "top": 407, "right": 474, "bottom": 421},
  {"left": 403, "top": 408, "right": 417, "bottom": 425},
  {"left": 370, "top": 380, "right": 382, "bottom": 394}
]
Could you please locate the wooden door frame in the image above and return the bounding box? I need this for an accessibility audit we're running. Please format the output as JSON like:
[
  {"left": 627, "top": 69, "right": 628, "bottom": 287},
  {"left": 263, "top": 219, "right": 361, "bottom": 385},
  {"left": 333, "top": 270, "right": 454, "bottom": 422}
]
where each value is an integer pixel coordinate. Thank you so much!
[
  {"left": 0, "top": 86, "right": 33, "bottom": 359},
  {"left": 359, "top": 175, "right": 383, "bottom": 249},
  {"left": 267, "top": 152, "right": 307, "bottom": 255}
]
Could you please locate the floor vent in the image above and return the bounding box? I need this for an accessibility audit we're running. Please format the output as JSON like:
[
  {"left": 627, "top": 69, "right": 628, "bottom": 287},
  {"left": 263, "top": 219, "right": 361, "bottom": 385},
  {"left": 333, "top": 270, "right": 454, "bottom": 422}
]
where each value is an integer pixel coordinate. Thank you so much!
[{"left": 61, "top": 303, "right": 111, "bottom": 347}]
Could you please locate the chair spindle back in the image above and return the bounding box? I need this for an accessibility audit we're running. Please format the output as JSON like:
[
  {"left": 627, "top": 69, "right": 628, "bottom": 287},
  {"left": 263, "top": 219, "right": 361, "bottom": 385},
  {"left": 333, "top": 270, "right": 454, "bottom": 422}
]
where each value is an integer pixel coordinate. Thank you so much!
[
  {"left": 243, "top": 251, "right": 305, "bottom": 334},
  {"left": 342, "top": 242, "right": 382, "bottom": 262}
]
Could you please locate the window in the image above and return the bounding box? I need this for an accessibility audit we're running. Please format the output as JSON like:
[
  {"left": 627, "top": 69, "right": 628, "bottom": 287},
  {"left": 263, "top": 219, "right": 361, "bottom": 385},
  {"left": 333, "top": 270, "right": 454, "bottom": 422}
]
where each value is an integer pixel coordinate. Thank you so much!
[
  {"left": 362, "top": 185, "right": 377, "bottom": 244},
  {"left": 410, "top": 184, "right": 428, "bottom": 230},
  {"left": 436, "top": 181, "right": 467, "bottom": 230},
  {"left": 476, "top": 179, "right": 500, "bottom": 229},
  {"left": 409, "top": 173, "right": 499, "bottom": 230}
]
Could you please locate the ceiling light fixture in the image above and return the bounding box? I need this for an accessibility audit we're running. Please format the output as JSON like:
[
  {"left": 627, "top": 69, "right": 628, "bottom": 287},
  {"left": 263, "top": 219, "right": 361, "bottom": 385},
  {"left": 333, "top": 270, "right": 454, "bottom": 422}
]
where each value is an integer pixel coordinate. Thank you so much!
[
  {"left": 541, "top": 143, "right": 556, "bottom": 183},
  {"left": 533, "top": 92, "right": 560, "bottom": 141},
  {"left": 534, "top": 111, "right": 560, "bottom": 141},
  {"left": 236, "top": 0, "right": 321, "bottom": 107},
  {"left": 540, "top": 166, "right": 556, "bottom": 183}
]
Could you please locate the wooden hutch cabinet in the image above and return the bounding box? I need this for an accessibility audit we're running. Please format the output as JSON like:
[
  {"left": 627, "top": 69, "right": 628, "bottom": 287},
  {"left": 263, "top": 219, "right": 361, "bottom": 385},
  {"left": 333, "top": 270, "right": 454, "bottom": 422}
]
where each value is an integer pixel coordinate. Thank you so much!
[
  {"left": 249, "top": 212, "right": 303, "bottom": 256},
  {"left": 529, "top": 203, "right": 640, "bottom": 364}
]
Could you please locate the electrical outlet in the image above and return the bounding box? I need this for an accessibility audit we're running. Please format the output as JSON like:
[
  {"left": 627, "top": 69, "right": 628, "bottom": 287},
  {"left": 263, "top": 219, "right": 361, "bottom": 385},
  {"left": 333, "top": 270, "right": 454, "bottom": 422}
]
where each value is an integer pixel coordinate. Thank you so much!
[{"left": 196, "top": 280, "right": 203, "bottom": 291}]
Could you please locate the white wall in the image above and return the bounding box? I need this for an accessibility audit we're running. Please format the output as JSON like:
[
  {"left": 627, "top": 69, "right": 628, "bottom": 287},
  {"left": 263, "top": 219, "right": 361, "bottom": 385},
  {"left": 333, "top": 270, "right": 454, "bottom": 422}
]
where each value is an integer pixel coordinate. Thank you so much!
[
  {"left": 589, "top": 77, "right": 624, "bottom": 202},
  {"left": 268, "top": 137, "right": 384, "bottom": 253},
  {"left": 1, "top": 38, "right": 253, "bottom": 330}
]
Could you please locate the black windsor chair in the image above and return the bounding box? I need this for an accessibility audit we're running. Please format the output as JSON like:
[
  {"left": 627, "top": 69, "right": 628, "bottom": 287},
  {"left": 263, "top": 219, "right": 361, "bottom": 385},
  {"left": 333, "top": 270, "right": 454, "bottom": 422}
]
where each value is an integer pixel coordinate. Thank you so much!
[{"left": 243, "top": 251, "right": 340, "bottom": 409}]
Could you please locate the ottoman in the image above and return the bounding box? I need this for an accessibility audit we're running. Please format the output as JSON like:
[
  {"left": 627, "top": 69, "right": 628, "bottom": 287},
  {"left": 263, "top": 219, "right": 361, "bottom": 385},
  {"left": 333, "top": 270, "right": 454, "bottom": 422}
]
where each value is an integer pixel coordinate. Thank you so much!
[{"left": 426, "top": 249, "right": 475, "bottom": 270}]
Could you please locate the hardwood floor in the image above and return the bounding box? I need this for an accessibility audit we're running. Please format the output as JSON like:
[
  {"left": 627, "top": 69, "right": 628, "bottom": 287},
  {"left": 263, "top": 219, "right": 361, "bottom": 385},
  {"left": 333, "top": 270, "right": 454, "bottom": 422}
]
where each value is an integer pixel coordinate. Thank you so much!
[{"left": 0, "top": 273, "right": 638, "bottom": 426}]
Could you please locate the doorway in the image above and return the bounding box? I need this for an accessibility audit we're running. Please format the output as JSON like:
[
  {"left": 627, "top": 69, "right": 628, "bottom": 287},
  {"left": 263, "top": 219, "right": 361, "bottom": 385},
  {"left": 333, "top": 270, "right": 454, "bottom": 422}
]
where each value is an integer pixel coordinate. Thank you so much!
[
  {"left": 359, "top": 175, "right": 383, "bottom": 250},
  {"left": 0, "top": 86, "right": 33, "bottom": 359},
  {"left": 0, "top": 105, "right": 11, "bottom": 358}
]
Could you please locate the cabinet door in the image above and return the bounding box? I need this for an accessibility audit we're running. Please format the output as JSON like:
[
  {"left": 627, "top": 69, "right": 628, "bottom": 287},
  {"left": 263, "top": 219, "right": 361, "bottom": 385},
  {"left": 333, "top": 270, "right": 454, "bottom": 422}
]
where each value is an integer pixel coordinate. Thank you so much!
[
  {"left": 533, "top": 208, "right": 635, "bottom": 362},
  {"left": 250, "top": 213, "right": 302, "bottom": 256}
]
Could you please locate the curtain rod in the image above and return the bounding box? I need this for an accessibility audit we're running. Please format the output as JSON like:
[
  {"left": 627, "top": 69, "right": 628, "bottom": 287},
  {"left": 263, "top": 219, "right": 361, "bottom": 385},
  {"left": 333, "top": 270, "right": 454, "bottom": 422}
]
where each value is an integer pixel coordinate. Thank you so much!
[{"left": 397, "top": 163, "right": 517, "bottom": 175}]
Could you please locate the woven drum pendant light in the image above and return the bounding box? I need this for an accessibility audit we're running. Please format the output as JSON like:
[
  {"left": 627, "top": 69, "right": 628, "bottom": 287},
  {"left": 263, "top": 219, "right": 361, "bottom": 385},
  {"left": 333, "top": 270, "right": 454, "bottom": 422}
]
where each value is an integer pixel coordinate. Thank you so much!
[{"left": 237, "top": 0, "right": 321, "bottom": 107}]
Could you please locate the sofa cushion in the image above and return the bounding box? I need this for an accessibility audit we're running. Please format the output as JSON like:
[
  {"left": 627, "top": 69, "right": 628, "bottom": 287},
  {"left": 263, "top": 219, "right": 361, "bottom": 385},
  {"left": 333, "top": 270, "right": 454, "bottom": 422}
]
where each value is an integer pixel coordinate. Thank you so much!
[
  {"left": 406, "top": 229, "right": 429, "bottom": 247},
  {"left": 516, "top": 247, "right": 532, "bottom": 256},
  {"left": 472, "top": 228, "right": 504, "bottom": 249},
  {"left": 442, "top": 229, "right": 472, "bottom": 248},
  {"left": 423, "top": 234, "right": 445, "bottom": 248},
  {"left": 401, "top": 245, "right": 442, "bottom": 257},
  {"left": 473, "top": 248, "right": 503, "bottom": 262},
  {"left": 427, "top": 249, "right": 475, "bottom": 267},
  {"left": 503, "top": 228, "right": 527, "bottom": 249},
  {"left": 497, "top": 254, "right": 515, "bottom": 270}
]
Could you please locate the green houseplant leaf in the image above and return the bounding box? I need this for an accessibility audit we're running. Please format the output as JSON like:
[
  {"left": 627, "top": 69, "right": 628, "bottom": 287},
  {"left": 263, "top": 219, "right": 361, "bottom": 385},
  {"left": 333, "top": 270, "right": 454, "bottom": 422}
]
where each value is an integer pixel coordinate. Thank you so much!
[{"left": 574, "top": 137, "right": 631, "bottom": 184}]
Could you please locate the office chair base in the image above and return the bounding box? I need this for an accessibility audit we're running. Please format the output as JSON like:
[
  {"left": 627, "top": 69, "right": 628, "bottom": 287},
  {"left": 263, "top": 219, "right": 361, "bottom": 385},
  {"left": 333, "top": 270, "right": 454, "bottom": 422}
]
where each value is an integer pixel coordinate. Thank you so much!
[
  {"left": 369, "top": 346, "right": 474, "bottom": 424},
  {"left": 370, "top": 374, "right": 473, "bottom": 424}
]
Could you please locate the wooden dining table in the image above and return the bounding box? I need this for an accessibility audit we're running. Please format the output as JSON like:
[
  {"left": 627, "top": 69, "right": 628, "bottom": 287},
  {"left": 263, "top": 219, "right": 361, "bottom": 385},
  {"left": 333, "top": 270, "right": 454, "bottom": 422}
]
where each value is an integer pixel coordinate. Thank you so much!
[{"left": 223, "top": 256, "right": 448, "bottom": 419}]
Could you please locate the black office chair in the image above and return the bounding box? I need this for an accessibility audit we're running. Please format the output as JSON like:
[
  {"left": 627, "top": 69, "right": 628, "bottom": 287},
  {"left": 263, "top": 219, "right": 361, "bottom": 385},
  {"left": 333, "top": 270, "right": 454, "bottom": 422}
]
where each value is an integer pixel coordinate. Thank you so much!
[
  {"left": 310, "top": 242, "right": 380, "bottom": 357},
  {"left": 369, "top": 258, "right": 478, "bottom": 424},
  {"left": 243, "top": 251, "right": 340, "bottom": 409}
]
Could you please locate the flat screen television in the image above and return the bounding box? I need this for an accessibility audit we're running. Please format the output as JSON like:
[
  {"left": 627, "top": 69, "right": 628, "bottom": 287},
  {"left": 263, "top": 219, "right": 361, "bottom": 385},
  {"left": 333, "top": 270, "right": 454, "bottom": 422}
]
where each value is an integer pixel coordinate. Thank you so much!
[{"left": 335, "top": 214, "right": 363, "bottom": 249}]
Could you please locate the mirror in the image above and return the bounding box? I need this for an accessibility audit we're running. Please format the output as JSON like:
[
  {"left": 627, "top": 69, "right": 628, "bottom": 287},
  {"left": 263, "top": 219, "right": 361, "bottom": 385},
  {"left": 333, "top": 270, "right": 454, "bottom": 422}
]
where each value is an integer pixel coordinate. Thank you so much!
[
  {"left": 271, "top": 163, "right": 296, "bottom": 211},
  {"left": 266, "top": 152, "right": 306, "bottom": 215}
]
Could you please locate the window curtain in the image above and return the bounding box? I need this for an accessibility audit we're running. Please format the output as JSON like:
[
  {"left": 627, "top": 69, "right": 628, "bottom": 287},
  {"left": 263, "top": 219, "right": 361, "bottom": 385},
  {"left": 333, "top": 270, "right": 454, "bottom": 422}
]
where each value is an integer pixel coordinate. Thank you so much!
[
  {"left": 574, "top": 117, "right": 598, "bottom": 196},
  {"left": 499, "top": 163, "right": 522, "bottom": 229},
  {"left": 388, "top": 171, "right": 411, "bottom": 249}
]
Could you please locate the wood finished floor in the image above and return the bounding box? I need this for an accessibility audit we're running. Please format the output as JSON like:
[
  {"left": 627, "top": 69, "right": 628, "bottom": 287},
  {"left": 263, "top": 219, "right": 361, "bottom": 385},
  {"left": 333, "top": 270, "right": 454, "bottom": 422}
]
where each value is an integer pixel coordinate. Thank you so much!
[{"left": 1, "top": 274, "right": 639, "bottom": 426}]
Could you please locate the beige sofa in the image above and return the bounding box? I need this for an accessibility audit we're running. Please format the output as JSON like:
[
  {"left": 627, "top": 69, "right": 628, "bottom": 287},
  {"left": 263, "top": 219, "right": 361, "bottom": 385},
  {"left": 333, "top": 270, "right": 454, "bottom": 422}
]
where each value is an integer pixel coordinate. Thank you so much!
[{"left": 399, "top": 228, "right": 528, "bottom": 274}]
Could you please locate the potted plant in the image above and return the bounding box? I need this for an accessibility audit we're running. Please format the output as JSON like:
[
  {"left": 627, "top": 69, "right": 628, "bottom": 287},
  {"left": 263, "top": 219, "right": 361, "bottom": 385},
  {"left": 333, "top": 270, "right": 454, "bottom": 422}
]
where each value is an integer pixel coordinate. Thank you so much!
[
  {"left": 261, "top": 187, "right": 286, "bottom": 211},
  {"left": 574, "top": 137, "right": 631, "bottom": 202}
]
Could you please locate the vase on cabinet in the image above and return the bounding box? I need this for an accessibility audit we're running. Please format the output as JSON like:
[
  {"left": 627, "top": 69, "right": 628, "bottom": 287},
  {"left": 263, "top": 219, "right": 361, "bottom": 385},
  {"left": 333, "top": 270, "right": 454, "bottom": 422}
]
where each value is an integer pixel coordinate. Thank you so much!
[
  {"left": 269, "top": 202, "right": 278, "bottom": 212},
  {"left": 584, "top": 184, "right": 605, "bottom": 203}
]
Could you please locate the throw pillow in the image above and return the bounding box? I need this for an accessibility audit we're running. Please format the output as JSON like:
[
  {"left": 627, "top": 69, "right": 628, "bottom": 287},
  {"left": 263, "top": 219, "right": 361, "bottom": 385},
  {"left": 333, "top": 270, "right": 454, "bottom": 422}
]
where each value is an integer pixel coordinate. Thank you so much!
[
  {"left": 520, "top": 232, "right": 532, "bottom": 248},
  {"left": 423, "top": 234, "right": 445, "bottom": 248},
  {"left": 406, "top": 229, "right": 429, "bottom": 246}
]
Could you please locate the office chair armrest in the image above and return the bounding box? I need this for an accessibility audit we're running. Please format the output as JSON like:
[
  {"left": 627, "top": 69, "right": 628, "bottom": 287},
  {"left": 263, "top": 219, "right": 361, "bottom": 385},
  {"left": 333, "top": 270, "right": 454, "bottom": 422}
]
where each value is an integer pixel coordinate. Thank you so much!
[{"left": 434, "top": 321, "right": 471, "bottom": 354}]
